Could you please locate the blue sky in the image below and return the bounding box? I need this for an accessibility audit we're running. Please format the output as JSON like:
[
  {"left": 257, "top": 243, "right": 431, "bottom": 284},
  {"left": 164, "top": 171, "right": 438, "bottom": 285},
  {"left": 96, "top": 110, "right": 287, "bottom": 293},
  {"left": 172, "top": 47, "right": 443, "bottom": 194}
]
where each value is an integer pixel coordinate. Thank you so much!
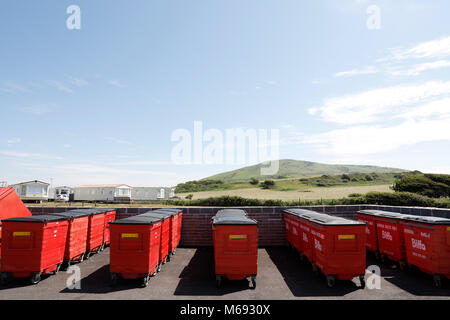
[{"left": 1, "top": 0, "right": 450, "bottom": 187}]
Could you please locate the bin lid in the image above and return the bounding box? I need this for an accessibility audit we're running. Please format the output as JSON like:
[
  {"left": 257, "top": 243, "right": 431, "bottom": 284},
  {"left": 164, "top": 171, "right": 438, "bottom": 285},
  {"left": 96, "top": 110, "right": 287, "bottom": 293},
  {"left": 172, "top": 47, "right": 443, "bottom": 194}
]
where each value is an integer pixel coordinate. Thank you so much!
[
  {"left": 357, "top": 210, "right": 408, "bottom": 220},
  {"left": 148, "top": 209, "right": 179, "bottom": 217},
  {"left": 109, "top": 215, "right": 162, "bottom": 225},
  {"left": 402, "top": 215, "right": 450, "bottom": 225},
  {"left": 215, "top": 209, "right": 248, "bottom": 216},
  {"left": 68, "top": 208, "right": 107, "bottom": 215},
  {"left": 139, "top": 211, "right": 171, "bottom": 220},
  {"left": 283, "top": 208, "right": 321, "bottom": 217},
  {"left": 48, "top": 210, "right": 92, "bottom": 218},
  {"left": 286, "top": 209, "right": 365, "bottom": 226},
  {"left": 212, "top": 214, "right": 257, "bottom": 225},
  {"left": 2, "top": 214, "right": 69, "bottom": 223}
]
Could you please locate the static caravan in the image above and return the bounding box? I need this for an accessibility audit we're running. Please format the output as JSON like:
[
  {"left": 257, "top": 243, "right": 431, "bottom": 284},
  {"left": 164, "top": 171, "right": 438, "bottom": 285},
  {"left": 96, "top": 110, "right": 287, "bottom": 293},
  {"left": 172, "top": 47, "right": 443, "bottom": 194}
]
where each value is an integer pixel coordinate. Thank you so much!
[
  {"left": 11, "top": 180, "right": 50, "bottom": 203},
  {"left": 74, "top": 184, "right": 132, "bottom": 203},
  {"left": 50, "top": 186, "right": 74, "bottom": 202},
  {"left": 131, "top": 187, "right": 176, "bottom": 202}
]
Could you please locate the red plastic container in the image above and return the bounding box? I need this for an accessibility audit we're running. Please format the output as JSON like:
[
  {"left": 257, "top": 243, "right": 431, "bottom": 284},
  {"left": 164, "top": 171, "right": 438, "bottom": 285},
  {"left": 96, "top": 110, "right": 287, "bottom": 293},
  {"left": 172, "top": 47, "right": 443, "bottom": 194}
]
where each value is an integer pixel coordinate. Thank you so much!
[
  {"left": 284, "top": 209, "right": 367, "bottom": 288},
  {"left": 139, "top": 211, "right": 171, "bottom": 269},
  {"left": 401, "top": 215, "right": 450, "bottom": 287},
  {"left": 49, "top": 210, "right": 91, "bottom": 268},
  {"left": 0, "top": 215, "right": 68, "bottom": 284},
  {"left": 149, "top": 209, "right": 180, "bottom": 255},
  {"left": 356, "top": 210, "right": 380, "bottom": 256},
  {"left": 109, "top": 215, "right": 162, "bottom": 287},
  {"left": 78, "top": 209, "right": 107, "bottom": 257},
  {"left": 283, "top": 210, "right": 302, "bottom": 253},
  {"left": 212, "top": 209, "right": 258, "bottom": 289},
  {"left": 103, "top": 209, "right": 117, "bottom": 246}
]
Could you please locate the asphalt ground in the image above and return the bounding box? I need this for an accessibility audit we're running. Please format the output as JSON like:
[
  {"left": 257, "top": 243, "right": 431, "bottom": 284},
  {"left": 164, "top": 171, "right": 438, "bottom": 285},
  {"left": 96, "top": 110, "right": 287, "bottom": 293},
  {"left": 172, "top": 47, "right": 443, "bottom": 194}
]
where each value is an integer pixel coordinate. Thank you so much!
[{"left": 0, "top": 247, "right": 448, "bottom": 300}]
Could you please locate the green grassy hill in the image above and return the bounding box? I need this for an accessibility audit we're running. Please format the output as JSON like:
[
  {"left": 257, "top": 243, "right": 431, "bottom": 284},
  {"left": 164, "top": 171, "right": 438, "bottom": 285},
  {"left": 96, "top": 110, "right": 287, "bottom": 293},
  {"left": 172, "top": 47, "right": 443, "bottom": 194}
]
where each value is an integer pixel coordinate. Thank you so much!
[{"left": 203, "top": 159, "right": 407, "bottom": 182}]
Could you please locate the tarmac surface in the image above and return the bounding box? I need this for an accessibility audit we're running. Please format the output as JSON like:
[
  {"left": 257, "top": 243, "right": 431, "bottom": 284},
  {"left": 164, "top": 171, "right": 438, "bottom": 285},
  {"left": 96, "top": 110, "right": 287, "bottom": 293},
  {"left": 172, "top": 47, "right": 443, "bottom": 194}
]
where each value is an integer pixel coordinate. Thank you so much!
[{"left": 0, "top": 247, "right": 449, "bottom": 300}]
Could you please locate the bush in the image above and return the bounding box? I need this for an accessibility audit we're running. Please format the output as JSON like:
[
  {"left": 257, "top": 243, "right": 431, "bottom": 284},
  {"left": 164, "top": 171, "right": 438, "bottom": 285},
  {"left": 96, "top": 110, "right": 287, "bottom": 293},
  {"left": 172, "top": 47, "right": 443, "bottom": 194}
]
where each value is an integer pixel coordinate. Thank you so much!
[
  {"left": 175, "top": 180, "right": 224, "bottom": 193},
  {"left": 249, "top": 177, "right": 259, "bottom": 185},
  {"left": 185, "top": 194, "right": 193, "bottom": 200},
  {"left": 348, "top": 193, "right": 363, "bottom": 198},
  {"left": 341, "top": 174, "right": 351, "bottom": 180},
  {"left": 365, "top": 175, "right": 373, "bottom": 181},
  {"left": 260, "top": 180, "right": 275, "bottom": 189},
  {"left": 393, "top": 174, "right": 450, "bottom": 198}
]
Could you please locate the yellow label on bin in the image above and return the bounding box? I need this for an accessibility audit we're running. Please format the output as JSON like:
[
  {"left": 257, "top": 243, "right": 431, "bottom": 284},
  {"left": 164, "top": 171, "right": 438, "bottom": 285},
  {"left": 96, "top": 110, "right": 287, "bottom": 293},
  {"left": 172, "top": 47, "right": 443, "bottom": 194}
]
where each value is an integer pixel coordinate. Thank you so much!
[
  {"left": 338, "top": 234, "right": 355, "bottom": 240},
  {"left": 121, "top": 233, "right": 139, "bottom": 239},
  {"left": 447, "top": 226, "right": 450, "bottom": 232},
  {"left": 229, "top": 234, "right": 247, "bottom": 240},
  {"left": 13, "top": 232, "right": 31, "bottom": 237}
]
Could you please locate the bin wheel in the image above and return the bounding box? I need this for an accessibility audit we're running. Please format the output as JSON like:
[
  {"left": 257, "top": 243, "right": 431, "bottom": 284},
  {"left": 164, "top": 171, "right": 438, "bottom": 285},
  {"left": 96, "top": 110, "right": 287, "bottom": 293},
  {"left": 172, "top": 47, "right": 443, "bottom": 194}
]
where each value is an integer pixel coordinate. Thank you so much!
[
  {"left": 312, "top": 264, "right": 319, "bottom": 276},
  {"left": 359, "top": 275, "right": 366, "bottom": 289},
  {"left": 251, "top": 276, "right": 256, "bottom": 290},
  {"left": 216, "top": 275, "right": 222, "bottom": 289},
  {"left": 79, "top": 253, "right": 85, "bottom": 263},
  {"left": 326, "top": 275, "right": 336, "bottom": 288},
  {"left": 433, "top": 275, "right": 442, "bottom": 288},
  {"left": 152, "top": 266, "right": 158, "bottom": 277},
  {"left": 111, "top": 273, "right": 118, "bottom": 286},
  {"left": 100, "top": 244, "right": 105, "bottom": 252},
  {"left": 141, "top": 275, "right": 150, "bottom": 288},
  {"left": 172, "top": 248, "right": 176, "bottom": 255},
  {"left": 54, "top": 263, "right": 62, "bottom": 274},
  {"left": 380, "top": 254, "right": 385, "bottom": 263},
  {"left": 375, "top": 251, "right": 380, "bottom": 260},
  {"left": 30, "top": 273, "right": 41, "bottom": 285},
  {"left": 157, "top": 263, "right": 162, "bottom": 273},
  {"left": 85, "top": 251, "right": 91, "bottom": 259},
  {"left": 0, "top": 273, "right": 8, "bottom": 286},
  {"left": 399, "top": 261, "right": 407, "bottom": 271}
]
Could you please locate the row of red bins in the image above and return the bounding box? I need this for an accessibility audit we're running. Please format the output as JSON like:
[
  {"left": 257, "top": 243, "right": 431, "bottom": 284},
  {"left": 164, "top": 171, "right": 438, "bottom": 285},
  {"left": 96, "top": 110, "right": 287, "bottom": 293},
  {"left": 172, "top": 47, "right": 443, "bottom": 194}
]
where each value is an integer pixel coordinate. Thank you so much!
[
  {"left": 212, "top": 209, "right": 258, "bottom": 289},
  {"left": 0, "top": 208, "right": 116, "bottom": 285},
  {"left": 356, "top": 209, "right": 450, "bottom": 288},
  {"left": 108, "top": 208, "right": 183, "bottom": 287},
  {"left": 283, "top": 209, "right": 367, "bottom": 288}
]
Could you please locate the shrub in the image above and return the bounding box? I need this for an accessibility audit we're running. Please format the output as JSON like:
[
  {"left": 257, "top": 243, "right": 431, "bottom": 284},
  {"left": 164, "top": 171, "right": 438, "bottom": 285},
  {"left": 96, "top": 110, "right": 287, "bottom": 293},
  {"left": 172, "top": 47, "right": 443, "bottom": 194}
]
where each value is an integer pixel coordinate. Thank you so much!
[
  {"left": 341, "top": 174, "right": 351, "bottom": 180},
  {"left": 393, "top": 174, "right": 450, "bottom": 198},
  {"left": 260, "top": 180, "right": 275, "bottom": 189},
  {"left": 249, "top": 177, "right": 259, "bottom": 185}
]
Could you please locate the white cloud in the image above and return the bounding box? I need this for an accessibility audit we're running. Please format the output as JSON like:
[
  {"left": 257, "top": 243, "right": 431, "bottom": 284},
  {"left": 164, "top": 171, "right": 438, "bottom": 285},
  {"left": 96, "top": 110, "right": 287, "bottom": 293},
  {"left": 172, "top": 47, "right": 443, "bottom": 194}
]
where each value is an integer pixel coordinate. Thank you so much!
[
  {"left": 21, "top": 105, "right": 52, "bottom": 115},
  {"left": 46, "top": 80, "right": 74, "bottom": 94},
  {"left": 109, "top": 80, "right": 127, "bottom": 88},
  {"left": 311, "top": 81, "right": 450, "bottom": 124},
  {"left": 0, "top": 150, "right": 63, "bottom": 160},
  {"left": 390, "top": 60, "right": 450, "bottom": 76},
  {"left": 6, "top": 138, "right": 21, "bottom": 146},
  {"left": 303, "top": 118, "right": 450, "bottom": 156},
  {"left": 387, "top": 36, "right": 450, "bottom": 61},
  {"left": 0, "top": 82, "right": 32, "bottom": 94},
  {"left": 56, "top": 164, "right": 178, "bottom": 177},
  {"left": 69, "top": 77, "right": 89, "bottom": 87},
  {"left": 334, "top": 66, "right": 379, "bottom": 78},
  {"left": 397, "top": 98, "right": 450, "bottom": 120}
]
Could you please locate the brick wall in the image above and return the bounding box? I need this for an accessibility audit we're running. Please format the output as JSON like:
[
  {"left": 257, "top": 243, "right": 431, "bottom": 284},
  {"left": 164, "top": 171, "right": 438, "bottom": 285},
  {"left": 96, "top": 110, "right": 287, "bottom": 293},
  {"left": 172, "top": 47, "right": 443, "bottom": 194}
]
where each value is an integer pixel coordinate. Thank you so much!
[{"left": 27, "top": 204, "right": 450, "bottom": 248}]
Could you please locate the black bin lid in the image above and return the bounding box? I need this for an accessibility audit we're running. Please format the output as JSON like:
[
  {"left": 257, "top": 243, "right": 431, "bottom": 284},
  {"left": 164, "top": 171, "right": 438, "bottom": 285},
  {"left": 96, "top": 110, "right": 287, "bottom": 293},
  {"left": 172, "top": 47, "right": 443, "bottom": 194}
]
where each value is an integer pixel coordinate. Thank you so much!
[
  {"left": 139, "top": 211, "right": 171, "bottom": 220},
  {"left": 215, "top": 209, "right": 248, "bottom": 216},
  {"left": 2, "top": 215, "right": 69, "bottom": 223},
  {"left": 357, "top": 210, "right": 406, "bottom": 219},
  {"left": 285, "top": 209, "right": 365, "bottom": 226},
  {"left": 283, "top": 208, "right": 321, "bottom": 217},
  {"left": 109, "top": 215, "right": 162, "bottom": 225},
  {"left": 147, "top": 209, "right": 179, "bottom": 217},
  {"left": 402, "top": 215, "right": 450, "bottom": 225},
  {"left": 48, "top": 210, "right": 93, "bottom": 218}
]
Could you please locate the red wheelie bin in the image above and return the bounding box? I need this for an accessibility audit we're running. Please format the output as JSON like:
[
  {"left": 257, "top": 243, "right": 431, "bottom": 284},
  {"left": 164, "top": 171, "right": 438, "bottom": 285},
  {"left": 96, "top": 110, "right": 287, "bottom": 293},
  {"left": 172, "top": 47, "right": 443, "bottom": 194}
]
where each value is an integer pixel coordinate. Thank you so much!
[
  {"left": 71, "top": 209, "right": 107, "bottom": 258},
  {"left": 49, "top": 210, "right": 91, "bottom": 269},
  {"left": 0, "top": 215, "right": 69, "bottom": 285},
  {"left": 356, "top": 210, "right": 382, "bottom": 257},
  {"left": 103, "top": 209, "right": 117, "bottom": 246},
  {"left": 138, "top": 211, "right": 171, "bottom": 270},
  {"left": 401, "top": 215, "right": 450, "bottom": 287},
  {"left": 285, "top": 209, "right": 367, "bottom": 288},
  {"left": 149, "top": 209, "right": 180, "bottom": 256},
  {"left": 212, "top": 209, "right": 258, "bottom": 289},
  {"left": 109, "top": 215, "right": 162, "bottom": 287}
]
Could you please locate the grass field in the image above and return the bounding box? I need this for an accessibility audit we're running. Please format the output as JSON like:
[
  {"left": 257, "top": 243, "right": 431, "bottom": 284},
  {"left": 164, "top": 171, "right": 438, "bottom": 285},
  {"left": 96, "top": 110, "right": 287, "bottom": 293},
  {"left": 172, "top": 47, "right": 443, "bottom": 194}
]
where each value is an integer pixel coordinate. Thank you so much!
[{"left": 177, "top": 184, "right": 394, "bottom": 201}]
